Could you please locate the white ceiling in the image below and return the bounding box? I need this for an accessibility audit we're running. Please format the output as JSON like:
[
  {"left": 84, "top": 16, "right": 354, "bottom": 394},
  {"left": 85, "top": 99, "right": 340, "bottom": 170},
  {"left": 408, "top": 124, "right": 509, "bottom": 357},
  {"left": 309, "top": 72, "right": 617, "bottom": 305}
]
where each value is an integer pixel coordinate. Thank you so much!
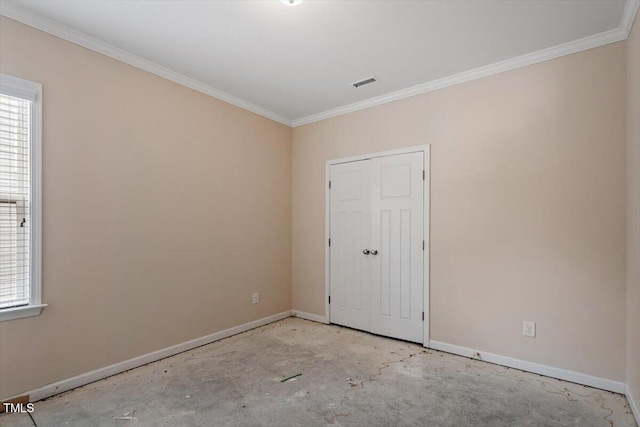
[{"left": 0, "top": 0, "right": 635, "bottom": 126}]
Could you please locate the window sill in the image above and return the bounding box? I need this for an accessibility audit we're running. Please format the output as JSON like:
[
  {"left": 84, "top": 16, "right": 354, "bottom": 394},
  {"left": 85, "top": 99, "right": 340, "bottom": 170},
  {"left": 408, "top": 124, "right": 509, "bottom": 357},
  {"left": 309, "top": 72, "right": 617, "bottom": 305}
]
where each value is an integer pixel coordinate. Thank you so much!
[{"left": 0, "top": 304, "right": 47, "bottom": 322}]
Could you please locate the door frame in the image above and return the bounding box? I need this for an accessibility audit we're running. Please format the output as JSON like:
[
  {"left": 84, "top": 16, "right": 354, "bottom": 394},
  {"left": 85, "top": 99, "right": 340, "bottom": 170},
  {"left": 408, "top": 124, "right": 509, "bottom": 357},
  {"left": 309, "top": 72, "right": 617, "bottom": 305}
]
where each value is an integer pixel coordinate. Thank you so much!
[{"left": 325, "top": 145, "right": 431, "bottom": 347}]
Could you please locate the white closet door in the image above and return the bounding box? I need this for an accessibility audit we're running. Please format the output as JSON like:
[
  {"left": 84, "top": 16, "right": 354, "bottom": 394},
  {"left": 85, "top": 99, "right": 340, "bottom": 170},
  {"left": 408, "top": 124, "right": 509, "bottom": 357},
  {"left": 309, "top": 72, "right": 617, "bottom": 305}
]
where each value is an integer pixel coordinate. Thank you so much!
[
  {"left": 330, "top": 160, "right": 371, "bottom": 332},
  {"left": 370, "top": 152, "right": 424, "bottom": 343}
]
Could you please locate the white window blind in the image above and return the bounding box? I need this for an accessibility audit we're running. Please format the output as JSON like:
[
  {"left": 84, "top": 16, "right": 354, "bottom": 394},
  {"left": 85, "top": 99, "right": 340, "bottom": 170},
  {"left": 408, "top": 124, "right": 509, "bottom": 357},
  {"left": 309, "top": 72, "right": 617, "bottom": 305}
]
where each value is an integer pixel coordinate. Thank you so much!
[{"left": 0, "top": 93, "right": 31, "bottom": 309}]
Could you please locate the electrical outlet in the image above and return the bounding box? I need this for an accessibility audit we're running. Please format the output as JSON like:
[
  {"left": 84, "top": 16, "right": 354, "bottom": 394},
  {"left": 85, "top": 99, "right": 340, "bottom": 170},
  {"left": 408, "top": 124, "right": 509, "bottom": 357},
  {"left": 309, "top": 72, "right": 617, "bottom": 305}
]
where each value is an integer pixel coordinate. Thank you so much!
[
  {"left": 252, "top": 292, "right": 259, "bottom": 304},
  {"left": 523, "top": 321, "right": 536, "bottom": 338}
]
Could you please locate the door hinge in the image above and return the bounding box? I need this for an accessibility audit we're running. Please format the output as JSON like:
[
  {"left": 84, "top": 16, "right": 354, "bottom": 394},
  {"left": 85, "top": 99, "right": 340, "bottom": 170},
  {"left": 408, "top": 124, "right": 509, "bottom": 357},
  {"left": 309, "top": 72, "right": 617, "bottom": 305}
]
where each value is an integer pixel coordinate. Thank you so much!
[
  {"left": 422, "top": 170, "right": 425, "bottom": 180},
  {"left": 329, "top": 296, "right": 331, "bottom": 304},
  {"left": 329, "top": 238, "right": 331, "bottom": 247},
  {"left": 329, "top": 181, "right": 331, "bottom": 189},
  {"left": 423, "top": 240, "right": 425, "bottom": 250},
  {"left": 422, "top": 312, "right": 424, "bottom": 321}
]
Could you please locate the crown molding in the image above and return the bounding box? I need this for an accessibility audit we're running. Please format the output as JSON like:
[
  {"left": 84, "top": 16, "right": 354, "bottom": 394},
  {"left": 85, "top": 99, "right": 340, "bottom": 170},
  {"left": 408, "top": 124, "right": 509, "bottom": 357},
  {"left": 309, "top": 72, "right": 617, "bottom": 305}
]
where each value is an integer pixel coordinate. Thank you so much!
[
  {"left": 0, "top": 2, "right": 293, "bottom": 127},
  {"left": 622, "top": 0, "right": 640, "bottom": 37},
  {"left": 292, "top": 0, "right": 639, "bottom": 127},
  {"left": 1, "top": 1, "right": 637, "bottom": 129}
]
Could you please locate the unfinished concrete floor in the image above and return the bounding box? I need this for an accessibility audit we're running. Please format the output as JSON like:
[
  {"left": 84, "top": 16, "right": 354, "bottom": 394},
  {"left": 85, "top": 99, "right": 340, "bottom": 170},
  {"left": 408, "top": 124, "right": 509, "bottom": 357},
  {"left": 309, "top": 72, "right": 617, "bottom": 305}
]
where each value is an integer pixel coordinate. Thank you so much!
[{"left": 1, "top": 317, "right": 637, "bottom": 427}]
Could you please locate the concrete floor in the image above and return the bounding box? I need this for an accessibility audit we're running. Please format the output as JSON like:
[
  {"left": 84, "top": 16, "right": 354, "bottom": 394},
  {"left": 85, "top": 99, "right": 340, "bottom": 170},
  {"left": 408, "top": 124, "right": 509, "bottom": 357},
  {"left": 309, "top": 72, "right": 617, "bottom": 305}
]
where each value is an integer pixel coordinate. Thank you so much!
[{"left": 1, "top": 317, "right": 637, "bottom": 427}]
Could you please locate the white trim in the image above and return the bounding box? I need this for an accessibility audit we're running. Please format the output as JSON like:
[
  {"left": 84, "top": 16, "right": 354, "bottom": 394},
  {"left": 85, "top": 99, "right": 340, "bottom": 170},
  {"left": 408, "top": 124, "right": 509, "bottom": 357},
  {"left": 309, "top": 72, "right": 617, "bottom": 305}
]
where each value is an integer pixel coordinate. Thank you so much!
[
  {"left": 0, "top": 304, "right": 47, "bottom": 322},
  {"left": 292, "top": 310, "right": 329, "bottom": 324},
  {"left": 292, "top": 1, "right": 639, "bottom": 127},
  {"left": 422, "top": 147, "right": 430, "bottom": 347},
  {"left": 627, "top": 385, "right": 640, "bottom": 425},
  {"left": 429, "top": 340, "right": 626, "bottom": 394},
  {"left": 622, "top": 0, "right": 640, "bottom": 39},
  {"left": 326, "top": 145, "right": 430, "bottom": 166},
  {"left": 0, "top": 74, "right": 43, "bottom": 322},
  {"left": 324, "top": 160, "right": 332, "bottom": 325},
  {"left": 1, "top": 1, "right": 637, "bottom": 129},
  {"left": 325, "top": 145, "right": 430, "bottom": 344},
  {"left": 30, "top": 78, "right": 43, "bottom": 314},
  {"left": 0, "top": 74, "right": 38, "bottom": 101},
  {"left": 2, "top": 311, "right": 293, "bottom": 402},
  {"left": 0, "top": 3, "right": 292, "bottom": 127}
]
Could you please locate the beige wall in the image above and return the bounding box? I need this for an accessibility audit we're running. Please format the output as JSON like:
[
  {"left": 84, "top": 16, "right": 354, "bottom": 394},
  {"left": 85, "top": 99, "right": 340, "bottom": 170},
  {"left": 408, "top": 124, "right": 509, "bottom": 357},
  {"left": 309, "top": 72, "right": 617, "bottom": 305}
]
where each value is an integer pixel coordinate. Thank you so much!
[
  {"left": 627, "top": 7, "right": 640, "bottom": 410},
  {"left": 293, "top": 42, "right": 628, "bottom": 382},
  {"left": 0, "top": 17, "right": 292, "bottom": 399}
]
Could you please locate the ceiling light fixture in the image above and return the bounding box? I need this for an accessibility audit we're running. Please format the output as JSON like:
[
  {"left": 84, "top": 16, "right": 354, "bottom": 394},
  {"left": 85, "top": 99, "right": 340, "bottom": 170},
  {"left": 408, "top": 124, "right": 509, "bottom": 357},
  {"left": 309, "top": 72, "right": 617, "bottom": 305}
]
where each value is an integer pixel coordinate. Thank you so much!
[{"left": 281, "top": 0, "right": 303, "bottom": 6}]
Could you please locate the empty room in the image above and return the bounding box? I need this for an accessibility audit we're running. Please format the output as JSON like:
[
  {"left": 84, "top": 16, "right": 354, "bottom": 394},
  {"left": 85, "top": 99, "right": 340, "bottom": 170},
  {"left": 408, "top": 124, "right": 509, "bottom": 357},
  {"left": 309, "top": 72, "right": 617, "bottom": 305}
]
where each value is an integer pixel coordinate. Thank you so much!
[{"left": 0, "top": 0, "right": 639, "bottom": 426}]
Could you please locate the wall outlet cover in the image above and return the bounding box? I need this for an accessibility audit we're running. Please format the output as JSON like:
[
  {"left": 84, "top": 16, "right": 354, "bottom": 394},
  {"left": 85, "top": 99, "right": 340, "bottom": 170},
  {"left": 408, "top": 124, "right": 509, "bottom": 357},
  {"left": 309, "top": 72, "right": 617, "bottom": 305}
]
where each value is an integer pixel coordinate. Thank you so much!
[
  {"left": 252, "top": 293, "right": 259, "bottom": 304},
  {"left": 523, "top": 321, "right": 536, "bottom": 338}
]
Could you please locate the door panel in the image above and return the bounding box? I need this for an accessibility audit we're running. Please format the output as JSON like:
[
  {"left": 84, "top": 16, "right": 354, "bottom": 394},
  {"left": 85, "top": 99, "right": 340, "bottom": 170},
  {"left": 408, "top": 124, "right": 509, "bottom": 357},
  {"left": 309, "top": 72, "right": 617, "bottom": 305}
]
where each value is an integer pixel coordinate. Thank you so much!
[
  {"left": 329, "top": 151, "right": 424, "bottom": 344},
  {"left": 330, "top": 160, "right": 371, "bottom": 332},
  {"left": 370, "top": 152, "right": 424, "bottom": 343}
]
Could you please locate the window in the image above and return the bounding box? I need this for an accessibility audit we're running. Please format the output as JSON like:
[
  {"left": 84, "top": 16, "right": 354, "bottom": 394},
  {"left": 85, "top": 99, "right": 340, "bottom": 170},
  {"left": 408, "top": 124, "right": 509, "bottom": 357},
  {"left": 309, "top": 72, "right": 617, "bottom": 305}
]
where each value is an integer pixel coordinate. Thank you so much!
[{"left": 0, "top": 74, "right": 44, "bottom": 321}]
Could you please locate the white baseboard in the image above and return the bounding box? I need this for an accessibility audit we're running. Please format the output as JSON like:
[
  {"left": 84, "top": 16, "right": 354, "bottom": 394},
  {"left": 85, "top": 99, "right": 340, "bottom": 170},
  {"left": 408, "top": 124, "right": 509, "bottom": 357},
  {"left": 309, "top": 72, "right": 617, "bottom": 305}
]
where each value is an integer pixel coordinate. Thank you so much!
[
  {"left": 627, "top": 385, "right": 640, "bottom": 425},
  {"left": 429, "top": 340, "right": 626, "bottom": 394},
  {"left": 292, "top": 310, "right": 329, "bottom": 324},
  {"left": 8, "top": 312, "right": 633, "bottom": 413},
  {"left": 8, "top": 310, "right": 293, "bottom": 402}
]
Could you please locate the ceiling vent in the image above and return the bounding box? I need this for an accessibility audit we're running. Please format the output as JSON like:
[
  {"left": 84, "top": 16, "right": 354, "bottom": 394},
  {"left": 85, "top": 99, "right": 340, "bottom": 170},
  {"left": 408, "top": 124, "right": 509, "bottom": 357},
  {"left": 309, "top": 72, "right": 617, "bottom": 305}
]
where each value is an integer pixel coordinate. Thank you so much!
[{"left": 352, "top": 76, "right": 378, "bottom": 88}]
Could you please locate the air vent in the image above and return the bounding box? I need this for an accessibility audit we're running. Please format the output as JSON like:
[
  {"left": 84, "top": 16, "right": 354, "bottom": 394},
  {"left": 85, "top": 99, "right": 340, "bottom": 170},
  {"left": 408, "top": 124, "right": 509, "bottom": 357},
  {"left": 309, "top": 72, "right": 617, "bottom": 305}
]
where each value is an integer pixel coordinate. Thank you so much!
[{"left": 352, "top": 76, "right": 378, "bottom": 88}]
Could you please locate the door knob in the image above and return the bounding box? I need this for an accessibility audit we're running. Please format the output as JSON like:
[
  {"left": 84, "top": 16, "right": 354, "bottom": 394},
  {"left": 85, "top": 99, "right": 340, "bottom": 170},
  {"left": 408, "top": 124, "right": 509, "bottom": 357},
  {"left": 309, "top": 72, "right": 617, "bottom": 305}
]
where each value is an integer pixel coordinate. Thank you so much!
[
  {"left": 363, "top": 249, "right": 370, "bottom": 255},
  {"left": 371, "top": 249, "right": 378, "bottom": 255}
]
